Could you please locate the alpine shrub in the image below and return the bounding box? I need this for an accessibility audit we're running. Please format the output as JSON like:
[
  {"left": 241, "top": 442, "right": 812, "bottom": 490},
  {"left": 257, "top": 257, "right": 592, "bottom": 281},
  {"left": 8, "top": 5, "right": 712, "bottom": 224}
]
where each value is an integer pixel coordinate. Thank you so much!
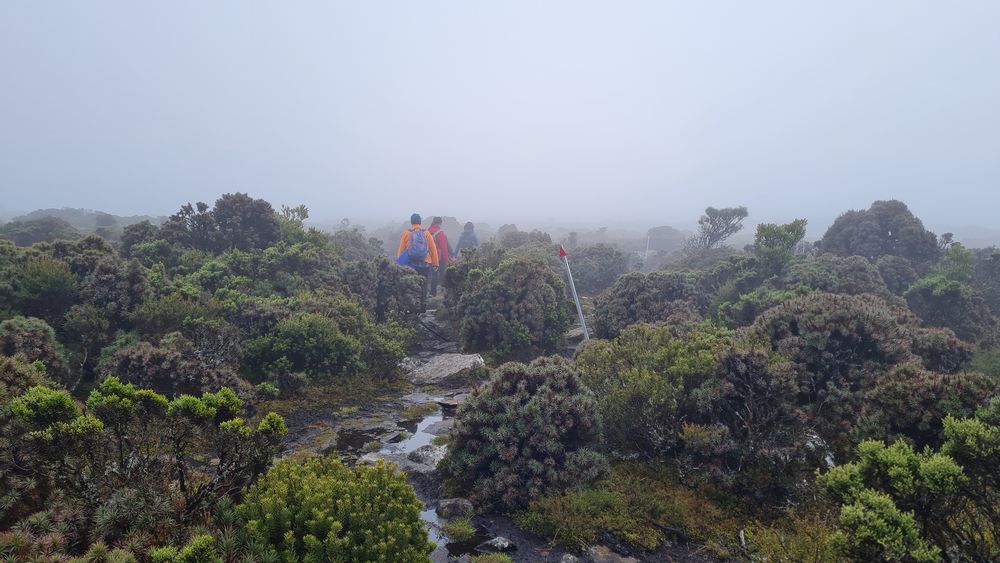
[
  {"left": 593, "top": 271, "right": 702, "bottom": 339},
  {"left": 441, "top": 356, "right": 608, "bottom": 511},
  {"left": 453, "top": 256, "right": 572, "bottom": 359},
  {"left": 238, "top": 456, "right": 432, "bottom": 562}
]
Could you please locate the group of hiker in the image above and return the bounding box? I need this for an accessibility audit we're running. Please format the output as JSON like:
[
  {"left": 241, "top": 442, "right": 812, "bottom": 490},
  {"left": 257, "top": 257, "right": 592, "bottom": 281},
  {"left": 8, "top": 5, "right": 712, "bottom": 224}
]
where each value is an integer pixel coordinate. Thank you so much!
[{"left": 396, "top": 213, "right": 479, "bottom": 305}]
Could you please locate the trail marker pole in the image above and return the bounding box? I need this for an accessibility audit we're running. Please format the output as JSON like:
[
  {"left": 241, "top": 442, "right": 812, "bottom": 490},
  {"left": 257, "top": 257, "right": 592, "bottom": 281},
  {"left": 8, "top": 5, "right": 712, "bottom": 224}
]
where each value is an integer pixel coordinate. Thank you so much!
[{"left": 560, "top": 245, "right": 590, "bottom": 341}]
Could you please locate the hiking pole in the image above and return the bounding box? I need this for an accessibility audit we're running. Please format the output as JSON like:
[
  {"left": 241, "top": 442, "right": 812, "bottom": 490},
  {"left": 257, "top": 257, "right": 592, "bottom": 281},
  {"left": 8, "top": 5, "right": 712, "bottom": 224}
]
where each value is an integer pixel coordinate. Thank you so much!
[{"left": 559, "top": 245, "right": 590, "bottom": 341}]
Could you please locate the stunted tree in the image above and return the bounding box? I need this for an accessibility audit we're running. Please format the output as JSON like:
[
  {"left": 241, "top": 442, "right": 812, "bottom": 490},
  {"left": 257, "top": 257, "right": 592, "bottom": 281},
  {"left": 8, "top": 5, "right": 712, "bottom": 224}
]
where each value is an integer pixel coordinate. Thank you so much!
[
  {"left": 213, "top": 192, "right": 281, "bottom": 251},
  {"left": 693, "top": 206, "right": 749, "bottom": 249},
  {"left": 819, "top": 200, "right": 939, "bottom": 269},
  {"left": 753, "top": 218, "right": 807, "bottom": 273}
]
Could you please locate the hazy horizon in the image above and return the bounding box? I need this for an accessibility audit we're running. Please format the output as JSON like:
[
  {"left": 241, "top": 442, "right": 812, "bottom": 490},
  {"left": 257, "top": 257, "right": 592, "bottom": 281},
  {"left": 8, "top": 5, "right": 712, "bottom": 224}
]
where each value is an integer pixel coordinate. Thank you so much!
[{"left": 3, "top": 2, "right": 999, "bottom": 234}]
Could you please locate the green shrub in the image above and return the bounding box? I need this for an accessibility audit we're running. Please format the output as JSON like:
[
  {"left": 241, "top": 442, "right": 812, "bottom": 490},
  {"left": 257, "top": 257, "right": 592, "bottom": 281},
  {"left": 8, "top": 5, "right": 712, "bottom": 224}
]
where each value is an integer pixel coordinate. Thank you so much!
[
  {"left": 828, "top": 489, "right": 939, "bottom": 562},
  {"left": 575, "top": 323, "right": 729, "bottom": 456},
  {"left": 7, "top": 379, "right": 285, "bottom": 550},
  {"left": 0, "top": 356, "right": 49, "bottom": 524},
  {"left": 753, "top": 219, "right": 807, "bottom": 274},
  {"left": 746, "top": 292, "right": 971, "bottom": 457},
  {"left": 245, "top": 312, "right": 363, "bottom": 381},
  {"left": 238, "top": 456, "right": 432, "bottom": 562},
  {"left": 0, "top": 316, "right": 69, "bottom": 385},
  {"left": 13, "top": 257, "right": 78, "bottom": 326},
  {"left": 817, "top": 414, "right": 1000, "bottom": 562},
  {"left": 99, "top": 332, "right": 243, "bottom": 397},
  {"left": 593, "top": 271, "right": 702, "bottom": 339},
  {"left": 452, "top": 256, "right": 571, "bottom": 359},
  {"left": 441, "top": 356, "right": 608, "bottom": 511},
  {"left": 781, "top": 254, "right": 892, "bottom": 298},
  {"left": 568, "top": 243, "right": 630, "bottom": 294},
  {"left": 906, "top": 273, "right": 998, "bottom": 345}
]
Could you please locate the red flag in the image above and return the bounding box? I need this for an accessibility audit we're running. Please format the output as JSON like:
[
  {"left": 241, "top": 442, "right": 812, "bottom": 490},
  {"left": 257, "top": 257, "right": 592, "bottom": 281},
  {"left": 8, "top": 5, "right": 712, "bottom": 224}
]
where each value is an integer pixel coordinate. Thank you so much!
[{"left": 558, "top": 245, "right": 567, "bottom": 257}]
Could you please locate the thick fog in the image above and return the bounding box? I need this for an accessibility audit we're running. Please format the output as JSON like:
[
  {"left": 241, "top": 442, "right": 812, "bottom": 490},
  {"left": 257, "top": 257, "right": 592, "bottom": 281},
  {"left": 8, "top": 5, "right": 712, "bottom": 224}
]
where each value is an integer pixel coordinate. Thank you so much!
[{"left": 2, "top": 1, "right": 999, "bottom": 235}]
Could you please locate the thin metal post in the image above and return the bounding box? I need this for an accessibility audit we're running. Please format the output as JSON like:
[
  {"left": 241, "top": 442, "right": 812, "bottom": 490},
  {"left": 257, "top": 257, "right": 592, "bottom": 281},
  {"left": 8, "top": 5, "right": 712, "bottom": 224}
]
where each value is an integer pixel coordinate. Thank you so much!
[{"left": 562, "top": 253, "right": 590, "bottom": 341}]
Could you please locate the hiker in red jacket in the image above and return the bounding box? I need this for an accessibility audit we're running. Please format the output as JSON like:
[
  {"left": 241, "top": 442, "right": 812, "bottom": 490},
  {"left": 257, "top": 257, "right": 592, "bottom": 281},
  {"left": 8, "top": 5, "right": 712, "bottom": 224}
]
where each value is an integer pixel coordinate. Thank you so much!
[{"left": 427, "top": 217, "right": 453, "bottom": 296}]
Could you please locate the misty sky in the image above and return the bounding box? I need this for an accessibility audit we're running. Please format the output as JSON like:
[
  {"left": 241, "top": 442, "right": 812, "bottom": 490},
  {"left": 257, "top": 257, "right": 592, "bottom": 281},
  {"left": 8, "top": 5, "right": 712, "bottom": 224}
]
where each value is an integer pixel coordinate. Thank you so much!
[{"left": 2, "top": 2, "right": 999, "bottom": 233}]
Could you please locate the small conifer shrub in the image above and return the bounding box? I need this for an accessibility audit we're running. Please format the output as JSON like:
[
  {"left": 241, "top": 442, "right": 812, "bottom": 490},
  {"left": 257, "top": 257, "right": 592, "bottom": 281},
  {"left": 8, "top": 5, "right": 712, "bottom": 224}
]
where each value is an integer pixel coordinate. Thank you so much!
[
  {"left": 238, "top": 456, "right": 433, "bottom": 562},
  {"left": 441, "top": 356, "right": 608, "bottom": 511}
]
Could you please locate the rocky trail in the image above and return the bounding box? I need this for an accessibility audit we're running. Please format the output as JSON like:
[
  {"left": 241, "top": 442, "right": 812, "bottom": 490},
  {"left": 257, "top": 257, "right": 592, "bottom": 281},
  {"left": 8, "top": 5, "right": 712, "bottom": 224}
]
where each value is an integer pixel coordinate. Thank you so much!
[{"left": 279, "top": 310, "right": 714, "bottom": 563}]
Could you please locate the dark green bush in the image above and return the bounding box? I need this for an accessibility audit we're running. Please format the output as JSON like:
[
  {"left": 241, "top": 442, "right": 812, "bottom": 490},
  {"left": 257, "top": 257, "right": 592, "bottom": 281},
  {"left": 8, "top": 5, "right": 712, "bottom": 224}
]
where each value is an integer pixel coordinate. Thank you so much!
[
  {"left": 567, "top": 243, "right": 630, "bottom": 294},
  {"left": 100, "top": 332, "right": 244, "bottom": 397},
  {"left": 238, "top": 456, "right": 432, "bottom": 562},
  {"left": 593, "top": 270, "right": 702, "bottom": 339},
  {"left": 575, "top": 323, "right": 729, "bottom": 456},
  {"left": 818, "top": 200, "right": 940, "bottom": 270},
  {"left": 906, "top": 274, "right": 997, "bottom": 344},
  {"left": 682, "top": 350, "right": 812, "bottom": 501},
  {"left": 441, "top": 356, "right": 608, "bottom": 511},
  {"left": 745, "top": 292, "right": 972, "bottom": 456},
  {"left": 0, "top": 316, "right": 69, "bottom": 386},
  {"left": 245, "top": 312, "right": 363, "bottom": 382},
  {"left": 780, "top": 254, "right": 891, "bottom": 298},
  {"left": 13, "top": 257, "right": 78, "bottom": 327},
  {"left": 452, "top": 256, "right": 571, "bottom": 359}
]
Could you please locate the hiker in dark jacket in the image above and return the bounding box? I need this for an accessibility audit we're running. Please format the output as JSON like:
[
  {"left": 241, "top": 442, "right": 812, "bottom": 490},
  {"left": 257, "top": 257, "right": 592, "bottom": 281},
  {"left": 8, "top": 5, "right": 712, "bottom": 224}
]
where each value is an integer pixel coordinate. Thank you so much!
[
  {"left": 455, "top": 222, "right": 479, "bottom": 255},
  {"left": 427, "top": 217, "right": 452, "bottom": 296}
]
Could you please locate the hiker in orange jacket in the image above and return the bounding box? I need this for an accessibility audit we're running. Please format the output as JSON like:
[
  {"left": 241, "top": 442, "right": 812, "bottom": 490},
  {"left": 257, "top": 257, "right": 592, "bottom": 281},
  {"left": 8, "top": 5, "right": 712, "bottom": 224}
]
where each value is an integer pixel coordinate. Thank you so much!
[{"left": 396, "top": 213, "right": 439, "bottom": 308}]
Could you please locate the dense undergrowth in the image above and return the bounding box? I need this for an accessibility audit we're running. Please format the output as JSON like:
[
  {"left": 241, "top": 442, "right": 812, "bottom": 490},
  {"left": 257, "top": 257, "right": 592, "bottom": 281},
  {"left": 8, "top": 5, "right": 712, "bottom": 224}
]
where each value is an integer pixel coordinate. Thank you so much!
[{"left": 3, "top": 197, "right": 1000, "bottom": 561}]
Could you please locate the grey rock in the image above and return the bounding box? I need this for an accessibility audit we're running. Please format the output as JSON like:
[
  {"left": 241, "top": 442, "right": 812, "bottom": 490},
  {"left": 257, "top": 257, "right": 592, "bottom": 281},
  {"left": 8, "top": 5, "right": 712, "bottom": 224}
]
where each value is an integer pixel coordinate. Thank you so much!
[
  {"left": 408, "top": 444, "right": 447, "bottom": 466},
  {"left": 399, "top": 357, "right": 420, "bottom": 373},
  {"left": 585, "top": 546, "right": 638, "bottom": 563},
  {"left": 437, "top": 394, "right": 468, "bottom": 415},
  {"left": 428, "top": 542, "right": 450, "bottom": 563},
  {"left": 356, "top": 452, "right": 384, "bottom": 466},
  {"left": 476, "top": 536, "right": 515, "bottom": 553},
  {"left": 560, "top": 555, "right": 582, "bottom": 563},
  {"left": 409, "top": 353, "right": 484, "bottom": 385},
  {"left": 565, "top": 325, "right": 587, "bottom": 342},
  {"left": 436, "top": 497, "right": 474, "bottom": 518},
  {"left": 424, "top": 418, "right": 454, "bottom": 436}
]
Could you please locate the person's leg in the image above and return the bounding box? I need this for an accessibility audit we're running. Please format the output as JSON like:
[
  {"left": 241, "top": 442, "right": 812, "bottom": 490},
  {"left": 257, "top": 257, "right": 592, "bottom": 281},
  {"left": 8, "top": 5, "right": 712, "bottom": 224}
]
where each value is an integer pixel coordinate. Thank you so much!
[
  {"left": 429, "top": 266, "right": 439, "bottom": 296},
  {"left": 418, "top": 265, "right": 431, "bottom": 310}
]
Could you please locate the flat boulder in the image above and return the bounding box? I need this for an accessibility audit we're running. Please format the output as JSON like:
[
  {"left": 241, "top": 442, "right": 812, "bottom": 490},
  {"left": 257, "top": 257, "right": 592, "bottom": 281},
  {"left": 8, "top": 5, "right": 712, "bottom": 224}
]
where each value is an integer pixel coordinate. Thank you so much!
[
  {"left": 407, "top": 444, "right": 447, "bottom": 467},
  {"left": 436, "top": 497, "right": 474, "bottom": 518},
  {"left": 408, "top": 353, "right": 484, "bottom": 385}
]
